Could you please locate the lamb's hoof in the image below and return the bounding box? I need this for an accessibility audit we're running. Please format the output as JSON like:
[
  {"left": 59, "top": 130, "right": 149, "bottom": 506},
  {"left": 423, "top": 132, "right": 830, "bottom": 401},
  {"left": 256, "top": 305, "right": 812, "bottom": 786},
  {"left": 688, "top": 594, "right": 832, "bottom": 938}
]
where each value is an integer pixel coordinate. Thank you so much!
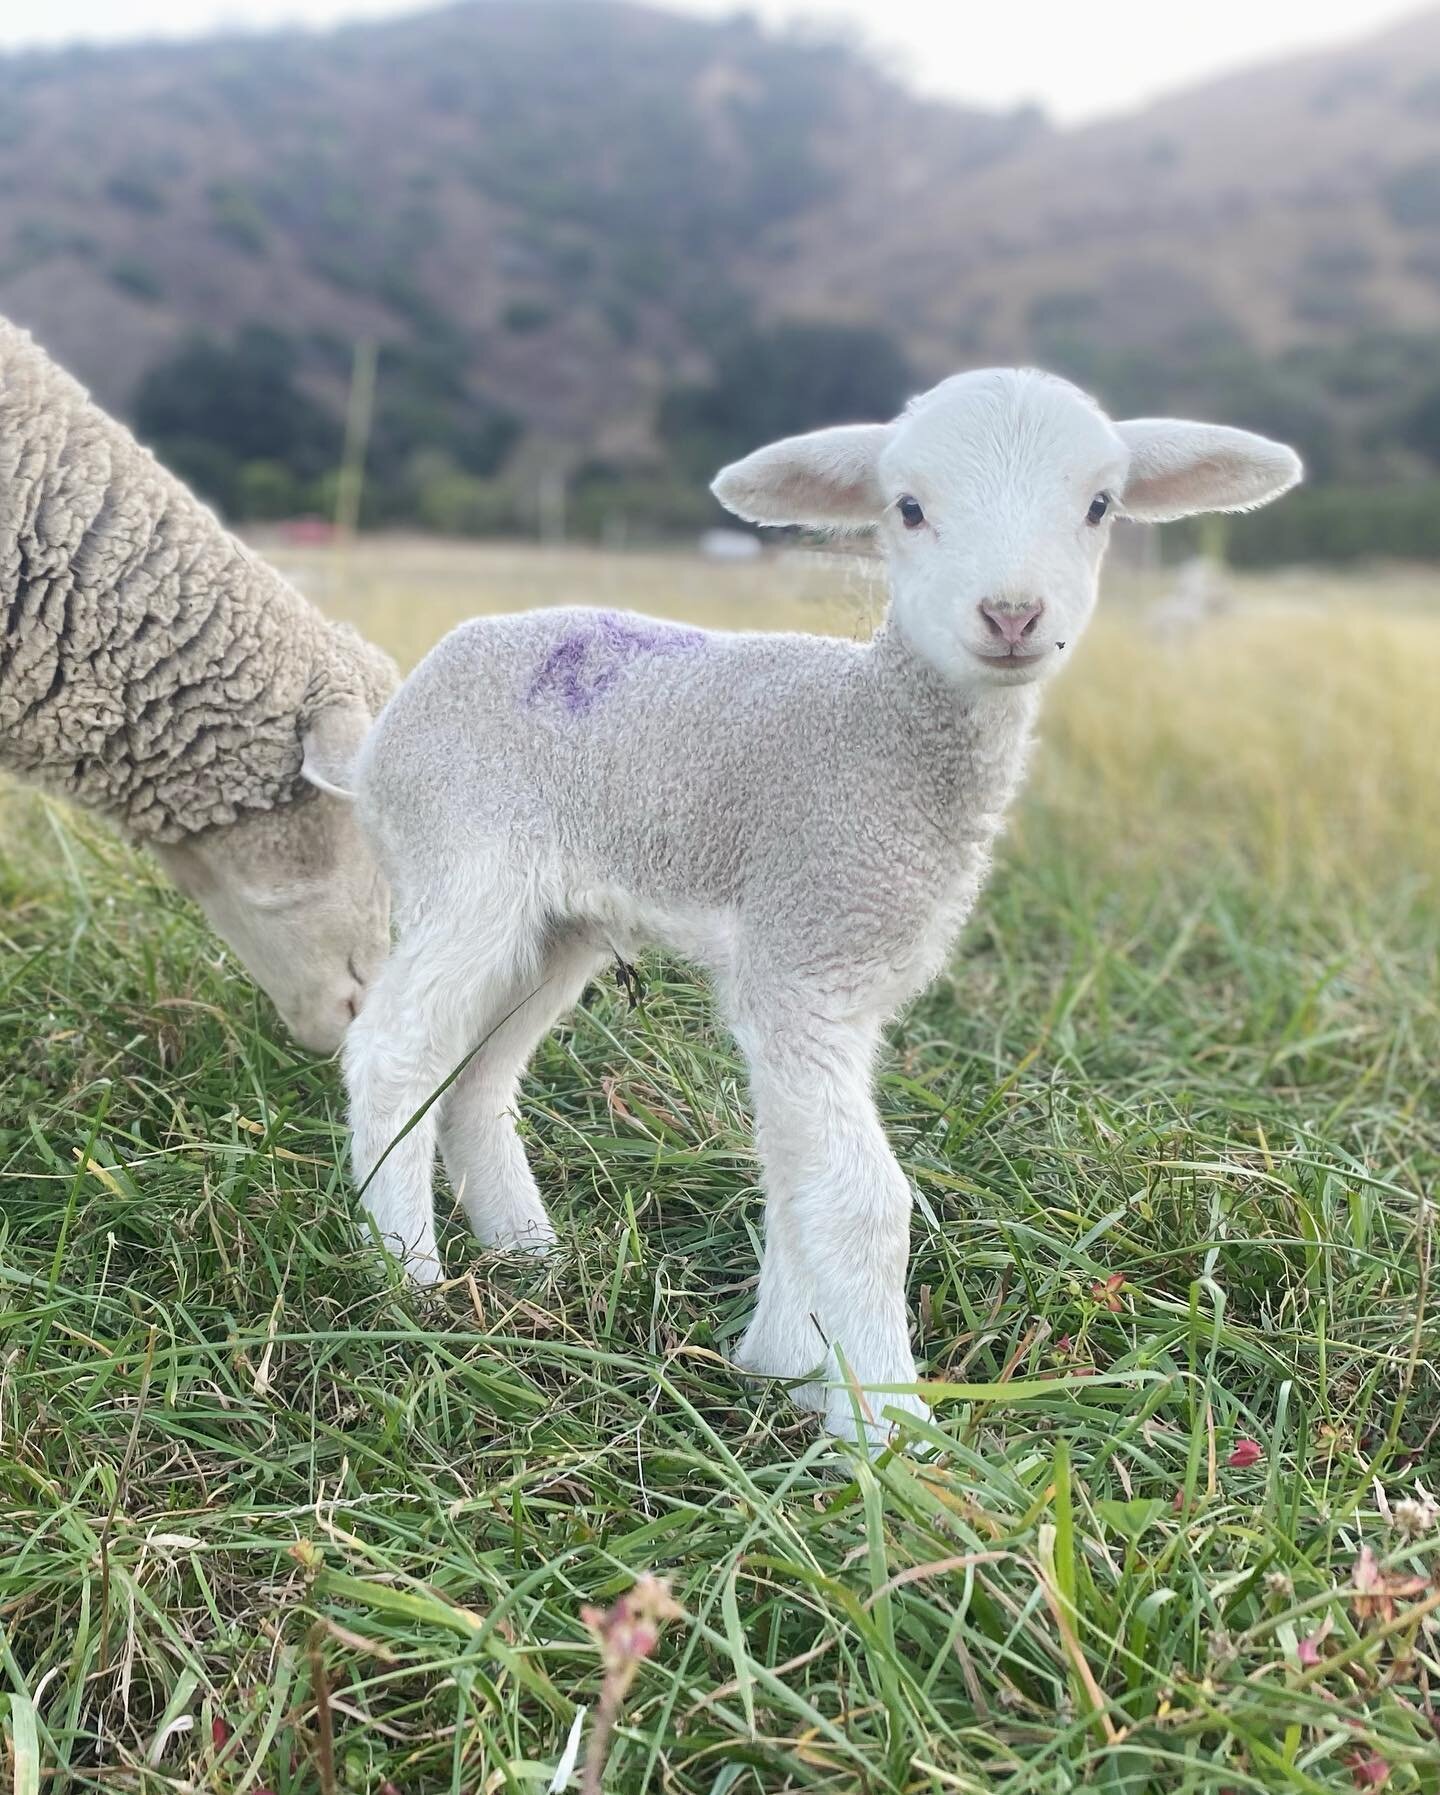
[
  {"left": 403, "top": 1249, "right": 444, "bottom": 1288},
  {"left": 366, "top": 1231, "right": 444, "bottom": 1288},
  {"left": 733, "top": 1318, "right": 823, "bottom": 1385},
  {"left": 822, "top": 1387, "right": 932, "bottom": 1455},
  {"left": 479, "top": 1215, "right": 557, "bottom": 1257}
]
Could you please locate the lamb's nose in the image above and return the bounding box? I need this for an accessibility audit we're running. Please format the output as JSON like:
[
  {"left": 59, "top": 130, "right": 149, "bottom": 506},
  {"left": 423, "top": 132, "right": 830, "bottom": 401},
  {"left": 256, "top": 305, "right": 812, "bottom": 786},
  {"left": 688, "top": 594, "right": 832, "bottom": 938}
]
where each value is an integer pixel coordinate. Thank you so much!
[{"left": 978, "top": 599, "right": 1045, "bottom": 647}]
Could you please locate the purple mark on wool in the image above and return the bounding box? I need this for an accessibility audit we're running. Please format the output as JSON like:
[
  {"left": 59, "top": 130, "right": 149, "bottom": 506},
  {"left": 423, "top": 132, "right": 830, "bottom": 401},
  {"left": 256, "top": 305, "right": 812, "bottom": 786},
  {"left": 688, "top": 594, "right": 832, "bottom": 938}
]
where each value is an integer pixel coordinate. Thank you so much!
[{"left": 526, "top": 611, "right": 706, "bottom": 715}]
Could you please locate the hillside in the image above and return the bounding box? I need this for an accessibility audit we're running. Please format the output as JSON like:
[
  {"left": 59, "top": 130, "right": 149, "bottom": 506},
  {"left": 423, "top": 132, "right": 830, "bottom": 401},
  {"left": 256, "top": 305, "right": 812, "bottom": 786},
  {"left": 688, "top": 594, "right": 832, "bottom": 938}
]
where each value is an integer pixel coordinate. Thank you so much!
[
  {"left": 0, "top": 0, "right": 1439, "bottom": 537},
  {"left": 0, "top": 3, "right": 1036, "bottom": 460},
  {"left": 770, "top": 9, "right": 1440, "bottom": 352}
]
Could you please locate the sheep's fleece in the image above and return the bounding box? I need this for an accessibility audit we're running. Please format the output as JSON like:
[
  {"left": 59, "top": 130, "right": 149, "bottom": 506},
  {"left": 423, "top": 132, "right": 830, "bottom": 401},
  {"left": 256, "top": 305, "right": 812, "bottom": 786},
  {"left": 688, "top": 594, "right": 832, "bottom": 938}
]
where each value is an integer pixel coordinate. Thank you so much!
[
  {"left": 0, "top": 317, "right": 397, "bottom": 1050},
  {"left": 0, "top": 318, "right": 392, "bottom": 837}
]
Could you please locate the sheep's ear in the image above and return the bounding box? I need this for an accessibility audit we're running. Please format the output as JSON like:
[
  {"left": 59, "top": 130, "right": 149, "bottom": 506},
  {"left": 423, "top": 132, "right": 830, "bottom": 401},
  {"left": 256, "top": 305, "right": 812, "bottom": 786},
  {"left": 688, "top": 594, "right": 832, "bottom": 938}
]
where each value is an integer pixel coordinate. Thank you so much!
[
  {"left": 711, "top": 423, "right": 890, "bottom": 528},
  {"left": 300, "top": 700, "right": 373, "bottom": 801},
  {"left": 1116, "top": 420, "right": 1302, "bottom": 523}
]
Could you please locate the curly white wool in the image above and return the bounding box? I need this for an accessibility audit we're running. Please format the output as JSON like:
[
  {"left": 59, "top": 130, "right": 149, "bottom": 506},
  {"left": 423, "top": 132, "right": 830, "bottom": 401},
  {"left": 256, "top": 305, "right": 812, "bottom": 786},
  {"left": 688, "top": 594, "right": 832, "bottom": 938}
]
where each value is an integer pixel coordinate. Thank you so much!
[{"left": 0, "top": 317, "right": 397, "bottom": 1050}]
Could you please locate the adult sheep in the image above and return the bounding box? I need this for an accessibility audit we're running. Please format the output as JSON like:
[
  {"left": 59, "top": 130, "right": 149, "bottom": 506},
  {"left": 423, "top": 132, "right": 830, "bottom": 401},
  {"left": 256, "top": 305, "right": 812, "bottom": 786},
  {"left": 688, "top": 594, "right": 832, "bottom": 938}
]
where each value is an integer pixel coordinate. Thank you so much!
[
  {"left": 344, "top": 367, "right": 1302, "bottom": 1445},
  {"left": 0, "top": 318, "right": 396, "bottom": 1051}
]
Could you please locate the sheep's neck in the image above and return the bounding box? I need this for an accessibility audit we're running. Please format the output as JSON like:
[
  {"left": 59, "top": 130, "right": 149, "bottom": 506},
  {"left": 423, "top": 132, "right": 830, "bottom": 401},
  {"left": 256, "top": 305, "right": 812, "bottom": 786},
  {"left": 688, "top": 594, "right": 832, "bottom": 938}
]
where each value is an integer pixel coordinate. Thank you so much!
[
  {"left": 864, "top": 617, "right": 1041, "bottom": 839},
  {"left": 0, "top": 333, "right": 322, "bottom": 841}
]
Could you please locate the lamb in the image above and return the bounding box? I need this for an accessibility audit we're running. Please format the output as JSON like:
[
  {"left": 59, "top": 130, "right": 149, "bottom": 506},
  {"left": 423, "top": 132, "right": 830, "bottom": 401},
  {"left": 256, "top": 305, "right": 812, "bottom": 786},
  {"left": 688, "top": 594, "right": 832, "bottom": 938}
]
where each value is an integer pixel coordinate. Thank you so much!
[
  {"left": 0, "top": 318, "right": 397, "bottom": 1051},
  {"left": 343, "top": 367, "right": 1301, "bottom": 1444}
]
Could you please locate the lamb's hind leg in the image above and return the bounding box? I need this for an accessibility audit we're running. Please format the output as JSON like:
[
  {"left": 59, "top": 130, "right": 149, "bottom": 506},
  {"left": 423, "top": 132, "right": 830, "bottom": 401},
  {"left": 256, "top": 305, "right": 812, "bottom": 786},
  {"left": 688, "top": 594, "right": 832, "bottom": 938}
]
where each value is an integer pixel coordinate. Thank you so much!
[
  {"left": 343, "top": 904, "right": 542, "bottom": 1285},
  {"left": 438, "top": 931, "right": 606, "bottom": 1253}
]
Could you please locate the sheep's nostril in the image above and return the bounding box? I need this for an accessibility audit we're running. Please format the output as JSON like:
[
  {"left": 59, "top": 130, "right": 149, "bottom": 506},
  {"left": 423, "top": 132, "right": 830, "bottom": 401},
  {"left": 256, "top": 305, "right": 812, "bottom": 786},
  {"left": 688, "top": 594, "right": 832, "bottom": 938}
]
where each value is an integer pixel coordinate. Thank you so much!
[{"left": 978, "top": 600, "right": 1045, "bottom": 648}]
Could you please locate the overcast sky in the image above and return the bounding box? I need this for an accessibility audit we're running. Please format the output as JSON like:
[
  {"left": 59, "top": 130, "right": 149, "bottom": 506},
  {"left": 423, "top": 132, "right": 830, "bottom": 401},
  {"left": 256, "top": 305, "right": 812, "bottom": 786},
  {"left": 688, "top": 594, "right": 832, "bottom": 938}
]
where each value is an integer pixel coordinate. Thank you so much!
[{"left": 0, "top": 0, "right": 1423, "bottom": 122}]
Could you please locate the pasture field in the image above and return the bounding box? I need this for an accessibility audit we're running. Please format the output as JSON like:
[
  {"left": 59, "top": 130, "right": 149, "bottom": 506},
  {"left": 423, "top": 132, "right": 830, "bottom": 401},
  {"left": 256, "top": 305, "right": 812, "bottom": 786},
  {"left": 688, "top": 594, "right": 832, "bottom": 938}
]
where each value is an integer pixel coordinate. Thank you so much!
[{"left": 1, "top": 540, "right": 1438, "bottom": 1794}]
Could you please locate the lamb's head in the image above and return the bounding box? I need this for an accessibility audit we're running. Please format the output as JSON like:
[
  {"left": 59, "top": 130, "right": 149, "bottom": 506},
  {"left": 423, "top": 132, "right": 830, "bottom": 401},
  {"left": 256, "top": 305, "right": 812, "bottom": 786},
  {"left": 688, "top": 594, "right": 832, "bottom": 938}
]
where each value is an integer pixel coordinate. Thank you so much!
[
  {"left": 711, "top": 368, "right": 1302, "bottom": 690},
  {"left": 153, "top": 632, "right": 396, "bottom": 1054}
]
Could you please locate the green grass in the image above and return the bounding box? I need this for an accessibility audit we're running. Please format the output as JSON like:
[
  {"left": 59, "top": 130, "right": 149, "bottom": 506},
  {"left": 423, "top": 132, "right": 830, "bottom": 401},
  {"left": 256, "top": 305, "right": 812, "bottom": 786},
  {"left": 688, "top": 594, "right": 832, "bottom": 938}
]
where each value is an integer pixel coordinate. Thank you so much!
[{"left": 2, "top": 551, "right": 1439, "bottom": 1792}]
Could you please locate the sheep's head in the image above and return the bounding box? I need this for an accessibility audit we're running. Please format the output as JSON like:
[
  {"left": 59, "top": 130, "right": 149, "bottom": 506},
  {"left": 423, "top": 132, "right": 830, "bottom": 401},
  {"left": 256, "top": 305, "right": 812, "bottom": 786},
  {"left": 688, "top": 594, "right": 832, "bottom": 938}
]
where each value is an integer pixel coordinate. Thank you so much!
[
  {"left": 711, "top": 368, "right": 1302, "bottom": 691},
  {"left": 153, "top": 657, "right": 393, "bottom": 1054}
]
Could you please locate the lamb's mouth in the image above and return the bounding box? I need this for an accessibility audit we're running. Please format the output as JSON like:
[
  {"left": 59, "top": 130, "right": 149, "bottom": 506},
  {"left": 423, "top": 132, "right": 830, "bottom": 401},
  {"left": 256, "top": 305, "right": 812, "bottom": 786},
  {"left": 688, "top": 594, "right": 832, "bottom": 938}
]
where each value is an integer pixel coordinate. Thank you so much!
[{"left": 972, "top": 650, "right": 1048, "bottom": 675}]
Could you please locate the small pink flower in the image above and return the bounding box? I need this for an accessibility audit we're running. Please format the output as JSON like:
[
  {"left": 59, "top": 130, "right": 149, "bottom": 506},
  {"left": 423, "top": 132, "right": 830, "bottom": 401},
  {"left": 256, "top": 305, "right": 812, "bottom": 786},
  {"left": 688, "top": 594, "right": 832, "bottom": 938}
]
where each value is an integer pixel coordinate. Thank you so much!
[
  {"left": 211, "top": 1717, "right": 231, "bottom": 1751},
  {"left": 1348, "top": 1749, "right": 1389, "bottom": 1789},
  {"left": 1227, "top": 1438, "right": 1263, "bottom": 1470},
  {"left": 1089, "top": 1272, "right": 1127, "bottom": 1312},
  {"left": 1298, "top": 1636, "right": 1321, "bottom": 1667}
]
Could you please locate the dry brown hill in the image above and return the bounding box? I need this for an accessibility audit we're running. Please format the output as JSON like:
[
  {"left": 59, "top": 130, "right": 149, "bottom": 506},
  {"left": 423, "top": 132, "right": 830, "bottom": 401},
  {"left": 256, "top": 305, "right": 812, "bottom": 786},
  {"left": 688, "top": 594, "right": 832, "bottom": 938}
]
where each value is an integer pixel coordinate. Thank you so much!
[
  {"left": 0, "top": 1, "right": 1035, "bottom": 455},
  {"left": 0, "top": 0, "right": 1437, "bottom": 521},
  {"left": 767, "top": 7, "right": 1440, "bottom": 369}
]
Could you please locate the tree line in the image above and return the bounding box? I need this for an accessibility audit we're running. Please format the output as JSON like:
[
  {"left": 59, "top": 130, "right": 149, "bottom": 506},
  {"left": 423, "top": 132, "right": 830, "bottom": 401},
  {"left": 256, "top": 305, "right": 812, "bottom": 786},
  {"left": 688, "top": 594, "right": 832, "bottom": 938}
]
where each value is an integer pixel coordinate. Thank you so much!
[{"left": 134, "top": 315, "right": 1440, "bottom": 565}]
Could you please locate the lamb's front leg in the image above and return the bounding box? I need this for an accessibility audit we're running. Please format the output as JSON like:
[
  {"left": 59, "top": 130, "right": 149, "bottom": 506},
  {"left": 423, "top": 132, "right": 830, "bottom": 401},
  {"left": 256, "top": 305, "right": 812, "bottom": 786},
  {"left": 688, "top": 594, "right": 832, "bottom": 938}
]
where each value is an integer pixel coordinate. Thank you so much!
[
  {"left": 344, "top": 959, "right": 450, "bottom": 1285},
  {"left": 344, "top": 920, "right": 521, "bottom": 1285},
  {"left": 731, "top": 1010, "right": 930, "bottom": 1449}
]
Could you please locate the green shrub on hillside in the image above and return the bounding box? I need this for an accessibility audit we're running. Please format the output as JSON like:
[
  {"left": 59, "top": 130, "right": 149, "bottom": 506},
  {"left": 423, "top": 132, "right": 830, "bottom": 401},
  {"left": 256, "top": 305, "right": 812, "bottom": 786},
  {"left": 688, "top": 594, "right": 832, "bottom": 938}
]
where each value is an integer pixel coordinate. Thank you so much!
[
  {"left": 207, "top": 180, "right": 271, "bottom": 256},
  {"left": 4, "top": 217, "right": 97, "bottom": 277},
  {"left": 136, "top": 327, "right": 339, "bottom": 516},
  {"left": 1381, "top": 158, "right": 1440, "bottom": 229},
  {"left": 237, "top": 459, "right": 311, "bottom": 521},
  {"left": 502, "top": 298, "right": 554, "bottom": 334},
  {"left": 413, "top": 458, "right": 519, "bottom": 536},
  {"left": 1220, "top": 480, "right": 1440, "bottom": 564},
  {"left": 107, "top": 257, "right": 164, "bottom": 303},
  {"left": 568, "top": 465, "right": 721, "bottom": 541},
  {"left": 104, "top": 171, "right": 168, "bottom": 215},
  {"left": 661, "top": 320, "right": 912, "bottom": 481}
]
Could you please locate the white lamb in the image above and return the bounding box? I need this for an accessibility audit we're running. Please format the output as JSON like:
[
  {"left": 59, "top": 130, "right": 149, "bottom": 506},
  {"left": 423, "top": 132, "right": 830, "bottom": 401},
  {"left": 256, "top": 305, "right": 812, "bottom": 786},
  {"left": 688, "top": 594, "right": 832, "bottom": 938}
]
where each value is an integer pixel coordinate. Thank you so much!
[{"left": 343, "top": 368, "right": 1301, "bottom": 1445}]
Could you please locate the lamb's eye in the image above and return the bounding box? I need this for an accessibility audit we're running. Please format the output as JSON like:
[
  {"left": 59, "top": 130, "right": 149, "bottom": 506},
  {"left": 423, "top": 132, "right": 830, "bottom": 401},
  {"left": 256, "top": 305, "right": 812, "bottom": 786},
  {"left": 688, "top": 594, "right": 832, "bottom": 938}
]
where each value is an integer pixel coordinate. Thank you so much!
[
  {"left": 1086, "top": 492, "right": 1110, "bottom": 526},
  {"left": 898, "top": 496, "right": 925, "bottom": 529}
]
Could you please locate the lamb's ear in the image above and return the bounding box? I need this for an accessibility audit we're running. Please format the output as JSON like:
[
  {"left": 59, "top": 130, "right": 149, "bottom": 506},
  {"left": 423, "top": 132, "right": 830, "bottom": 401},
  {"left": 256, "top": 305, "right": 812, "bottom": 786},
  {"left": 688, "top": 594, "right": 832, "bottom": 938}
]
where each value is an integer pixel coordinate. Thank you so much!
[
  {"left": 300, "top": 700, "right": 373, "bottom": 801},
  {"left": 1116, "top": 420, "right": 1303, "bottom": 523},
  {"left": 711, "top": 423, "right": 890, "bottom": 528}
]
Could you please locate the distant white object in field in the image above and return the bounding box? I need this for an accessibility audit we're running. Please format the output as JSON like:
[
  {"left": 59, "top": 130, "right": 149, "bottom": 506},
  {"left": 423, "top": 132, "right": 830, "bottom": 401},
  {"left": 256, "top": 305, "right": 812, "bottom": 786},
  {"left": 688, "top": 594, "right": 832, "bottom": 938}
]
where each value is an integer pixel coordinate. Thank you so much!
[
  {"left": 1150, "top": 554, "right": 1235, "bottom": 640},
  {"left": 699, "top": 527, "right": 762, "bottom": 560},
  {"left": 344, "top": 366, "right": 1302, "bottom": 1448}
]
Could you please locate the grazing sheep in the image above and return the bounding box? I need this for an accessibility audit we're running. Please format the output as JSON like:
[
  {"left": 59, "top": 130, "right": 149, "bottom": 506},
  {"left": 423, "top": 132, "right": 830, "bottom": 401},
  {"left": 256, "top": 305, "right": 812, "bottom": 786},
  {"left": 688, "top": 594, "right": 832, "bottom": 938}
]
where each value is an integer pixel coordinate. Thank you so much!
[
  {"left": 0, "top": 318, "right": 396, "bottom": 1051},
  {"left": 344, "top": 368, "right": 1301, "bottom": 1443}
]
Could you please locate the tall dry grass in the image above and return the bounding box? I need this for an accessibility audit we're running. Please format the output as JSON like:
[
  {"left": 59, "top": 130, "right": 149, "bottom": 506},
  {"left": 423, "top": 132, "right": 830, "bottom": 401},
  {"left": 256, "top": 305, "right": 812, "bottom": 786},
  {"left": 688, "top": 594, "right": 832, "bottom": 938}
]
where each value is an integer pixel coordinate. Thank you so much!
[{"left": 1035, "top": 590, "right": 1440, "bottom": 898}]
